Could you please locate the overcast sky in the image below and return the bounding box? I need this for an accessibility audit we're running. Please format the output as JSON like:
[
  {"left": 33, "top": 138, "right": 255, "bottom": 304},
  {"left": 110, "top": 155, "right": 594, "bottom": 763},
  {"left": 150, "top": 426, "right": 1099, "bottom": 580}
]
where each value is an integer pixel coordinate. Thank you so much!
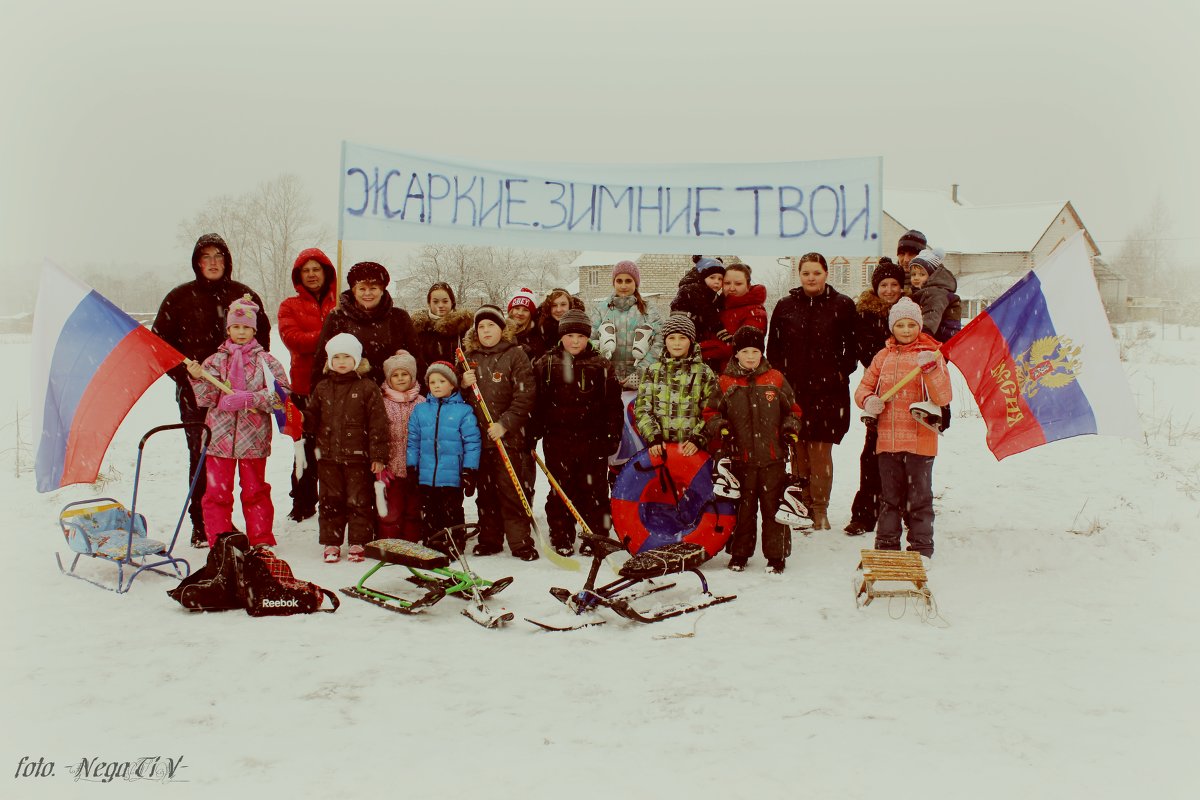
[{"left": 2, "top": 0, "right": 1196, "bottom": 290}]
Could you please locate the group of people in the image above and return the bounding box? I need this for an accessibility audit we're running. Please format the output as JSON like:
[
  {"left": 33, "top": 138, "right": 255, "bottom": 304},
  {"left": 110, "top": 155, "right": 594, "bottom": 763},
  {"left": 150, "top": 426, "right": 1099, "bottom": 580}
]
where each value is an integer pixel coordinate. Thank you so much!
[{"left": 152, "top": 227, "right": 962, "bottom": 574}]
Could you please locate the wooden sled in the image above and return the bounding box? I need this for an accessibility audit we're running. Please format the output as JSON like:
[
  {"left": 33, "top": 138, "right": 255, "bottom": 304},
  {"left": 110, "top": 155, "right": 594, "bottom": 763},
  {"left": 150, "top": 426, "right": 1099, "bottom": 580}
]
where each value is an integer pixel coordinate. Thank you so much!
[{"left": 855, "top": 549, "right": 933, "bottom": 613}]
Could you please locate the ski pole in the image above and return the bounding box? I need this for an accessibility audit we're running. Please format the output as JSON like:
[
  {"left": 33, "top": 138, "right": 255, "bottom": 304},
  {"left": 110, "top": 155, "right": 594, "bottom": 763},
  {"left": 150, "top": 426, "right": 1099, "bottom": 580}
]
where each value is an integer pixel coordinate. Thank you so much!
[{"left": 455, "top": 347, "right": 579, "bottom": 572}]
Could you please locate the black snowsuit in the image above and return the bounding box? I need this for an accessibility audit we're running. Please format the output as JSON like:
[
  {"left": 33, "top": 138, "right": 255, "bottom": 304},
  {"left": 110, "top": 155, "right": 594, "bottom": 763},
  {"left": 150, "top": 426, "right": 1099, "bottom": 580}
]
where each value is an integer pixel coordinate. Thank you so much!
[
  {"left": 530, "top": 343, "right": 623, "bottom": 547},
  {"left": 306, "top": 367, "right": 390, "bottom": 547},
  {"left": 152, "top": 233, "right": 271, "bottom": 531}
]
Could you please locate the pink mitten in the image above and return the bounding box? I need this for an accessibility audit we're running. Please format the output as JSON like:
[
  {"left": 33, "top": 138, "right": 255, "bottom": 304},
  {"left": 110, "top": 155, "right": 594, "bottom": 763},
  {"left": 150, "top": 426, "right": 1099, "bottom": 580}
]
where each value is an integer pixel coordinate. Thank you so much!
[{"left": 218, "top": 391, "right": 256, "bottom": 412}]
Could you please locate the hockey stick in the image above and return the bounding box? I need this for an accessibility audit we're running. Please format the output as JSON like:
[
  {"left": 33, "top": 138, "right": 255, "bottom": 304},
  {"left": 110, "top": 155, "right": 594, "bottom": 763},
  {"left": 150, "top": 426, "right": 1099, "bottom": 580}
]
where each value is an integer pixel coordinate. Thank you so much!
[
  {"left": 533, "top": 451, "right": 622, "bottom": 575},
  {"left": 455, "top": 347, "right": 579, "bottom": 572}
]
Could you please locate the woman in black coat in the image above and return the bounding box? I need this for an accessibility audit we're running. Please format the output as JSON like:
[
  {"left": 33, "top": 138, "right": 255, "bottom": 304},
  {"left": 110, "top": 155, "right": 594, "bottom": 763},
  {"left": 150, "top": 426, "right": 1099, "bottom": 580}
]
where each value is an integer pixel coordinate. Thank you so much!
[
  {"left": 311, "top": 261, "right": 421, "bottom": 389},
  {"left": 844, "top": 260, "right": 906, "bottom": 536},
  {"left": 765, "top": 252, "right": 858, "bottom": 530}
]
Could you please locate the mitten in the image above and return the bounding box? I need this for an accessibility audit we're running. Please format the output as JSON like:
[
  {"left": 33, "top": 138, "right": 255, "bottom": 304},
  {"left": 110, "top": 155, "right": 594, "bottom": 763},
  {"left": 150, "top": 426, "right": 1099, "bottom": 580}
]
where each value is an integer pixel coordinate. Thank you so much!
[
  {"left": 716, "top": 329, "right": 734, "bottom": 344},
  {"left": 217, "top": 390, "right": 256, "bottom": 412},
  {"left": 461, "top": 468, "right": 477, "bottom": 497},
  {"left": 863, "top": 395, "right": 885, "bottom": 416},
  {"left": 917, "top": 350, "right": 940, "bottom": 373},
  {"left": 292, "top": 439, "right": 307, "bottom": 480},
  {"left": 374, "top": 480, "right": 388, "bottom": 516}
]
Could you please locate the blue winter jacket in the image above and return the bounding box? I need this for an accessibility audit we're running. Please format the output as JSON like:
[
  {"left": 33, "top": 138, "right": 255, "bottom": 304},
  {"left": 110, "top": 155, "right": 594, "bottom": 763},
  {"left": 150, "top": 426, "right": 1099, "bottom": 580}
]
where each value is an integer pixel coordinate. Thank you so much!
[{"left": 406, "top": 391, "right": 482, "bottom": 488}]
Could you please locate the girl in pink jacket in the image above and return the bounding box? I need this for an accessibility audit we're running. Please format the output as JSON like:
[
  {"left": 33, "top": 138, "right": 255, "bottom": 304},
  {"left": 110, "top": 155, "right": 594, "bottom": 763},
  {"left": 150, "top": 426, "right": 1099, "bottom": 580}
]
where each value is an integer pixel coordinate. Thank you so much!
[
  {"left": 188, "top": 296, "right": 290, "bottom": 548},
  {"left": 854, "top": 298, "right": 951, "bottom": 559}
]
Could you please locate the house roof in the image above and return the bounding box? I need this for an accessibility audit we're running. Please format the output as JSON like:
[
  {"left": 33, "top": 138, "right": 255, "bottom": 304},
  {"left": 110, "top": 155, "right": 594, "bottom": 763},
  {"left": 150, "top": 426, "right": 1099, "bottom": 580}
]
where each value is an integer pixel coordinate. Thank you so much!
[
  {"left": 955, "top": 270, "right": 1017, "bottom": 301},
  {"left": 569, "top": 251, "right": 642, "bottom": 269},
  {"left": 884, "top": 189, "right": 1096, "bottom": 255}
]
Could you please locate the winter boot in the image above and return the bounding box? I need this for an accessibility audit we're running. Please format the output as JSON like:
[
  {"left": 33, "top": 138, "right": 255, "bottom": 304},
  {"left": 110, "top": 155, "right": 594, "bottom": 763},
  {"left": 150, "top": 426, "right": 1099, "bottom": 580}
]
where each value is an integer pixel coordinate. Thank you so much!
[
  {"left": 765, "top": 558, "right": 786, "bottom": 574},
  {"left": 514, "top": 545, "right": 540, "bottom": 562},
  {"left": 347, "top": 544, "right": 366, "bottom": 563},
  {"left": 910, "top": 401, "right": 945, "bottom": 435},
  {"left": 712, "top": 456, "right": 741, "bottom": 499},
  {"left": 728, "top": 556, "right": 747, "bottom": 572},
  {"left": 190, "top": 524, "right": 209, "bottom": 549},
  {"left": 631, "top": 324, "right": 654, "bottom": 363},
  {"left": 323, "top": 546, "right": 341, "bottom": 563},
  {"left": 598, "top": 322, "right": 618, "bottom": 359},
  {"left": 774, "top": 485, "right": 811, "bottom": 528},
  {"left": 844, "top": 520, "right": 871, "bottom": 536}
]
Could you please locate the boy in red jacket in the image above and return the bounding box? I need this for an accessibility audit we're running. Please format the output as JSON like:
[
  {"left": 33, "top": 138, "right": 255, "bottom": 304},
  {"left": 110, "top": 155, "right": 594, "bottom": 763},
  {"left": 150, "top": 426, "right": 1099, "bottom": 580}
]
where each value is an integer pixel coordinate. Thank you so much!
[{"left": 854, "top": 298, "right": 952, "bottom": 560}]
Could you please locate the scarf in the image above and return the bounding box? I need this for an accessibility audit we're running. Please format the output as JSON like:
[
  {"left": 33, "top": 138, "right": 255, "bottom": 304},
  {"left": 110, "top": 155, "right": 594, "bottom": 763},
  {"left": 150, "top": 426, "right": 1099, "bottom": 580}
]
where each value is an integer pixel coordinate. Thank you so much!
[
  {"left": 382, "top": 382, "right": 424, "bottom": 474},
  {"left": 224, "top": 340, "right": 257, "bottom": 391}
]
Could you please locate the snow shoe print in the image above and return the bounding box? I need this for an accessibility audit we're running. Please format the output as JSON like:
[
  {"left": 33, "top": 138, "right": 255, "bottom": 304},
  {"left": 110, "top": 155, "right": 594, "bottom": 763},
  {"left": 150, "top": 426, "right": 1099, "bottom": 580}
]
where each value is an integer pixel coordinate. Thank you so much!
[
  {"left": 598, "top": 322, "right": 617, "bottom": 359},
  {"left": 910, "top": 401, "right": 945, "bottom": 435},
  {"left": 712, "top": 456, "right": 741, "bottom": 499},
  {"left": 775, "top": 485, "right": 811, "bottom": 527},
  {"left": 347, "top": 545, "right": 366, "bottom": 563},
  {"left": 323, "top": 546, "right": 341, "bottom": 563},
  {"left": 631, "top": 324, "right": 653, "bottom": 363}
]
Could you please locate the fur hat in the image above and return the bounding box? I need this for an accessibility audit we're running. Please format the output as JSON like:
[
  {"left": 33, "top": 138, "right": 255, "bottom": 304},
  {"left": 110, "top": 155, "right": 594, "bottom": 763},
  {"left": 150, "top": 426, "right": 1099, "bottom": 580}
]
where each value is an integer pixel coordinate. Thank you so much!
[
  {"left": 325, "top": 332, "right": 363, "bottom": 369},
  {"left": 871, "top": 260, "right": 907, "bottom": 293},
  {"left": 383, "top": 350, "right": 418, "bottom": 383},
  {"left": 612, "top": 259, "right": 641, "bottom": 286},
  {"left": 662, "top": 313, "right": 697, "bottom": 343},
  {"left": 557, "top": 308, "right": 592, "bottom": 338},
  {"left": 732, "top": 325, "right": 765, "bottom": 353},
  {"left": 508, "top": 287, "right": 537, "bottom": 314},
  {"left": 473, "top": 304, "right": 507, "bottom": 331},
  {"left": 909, "top": 248, "right": 944, "bottom": 276},
  {"left": 694, "top": 257, "right": 726, "bottom": 279},
  {"left": 425, "top": 361, "right": 458, "bottom": 388},
  {"left": 888, "top": 297, "right": 923, "bottom": 330},
  {"left": 226, "top": 294, "right": 259, "bottom": 331},
  {"left": 897, "top": 230, "right": 928, "bottom": 255},
  {"left": 346, "top": 261, "right": 389, "bottom": 287}
]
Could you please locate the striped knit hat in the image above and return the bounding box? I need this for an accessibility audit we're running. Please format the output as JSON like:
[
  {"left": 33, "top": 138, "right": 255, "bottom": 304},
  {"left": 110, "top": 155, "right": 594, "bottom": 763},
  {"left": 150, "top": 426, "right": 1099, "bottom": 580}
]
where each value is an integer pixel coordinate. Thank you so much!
[
  {"left": 425, "top": 361, "right": 458, "bottom": 389},
  {"left": 662, "top": 313, "right": 697, "bottom": 343},
  {"left": 910, "top": 248, "right": 944, "bottom": 275}
]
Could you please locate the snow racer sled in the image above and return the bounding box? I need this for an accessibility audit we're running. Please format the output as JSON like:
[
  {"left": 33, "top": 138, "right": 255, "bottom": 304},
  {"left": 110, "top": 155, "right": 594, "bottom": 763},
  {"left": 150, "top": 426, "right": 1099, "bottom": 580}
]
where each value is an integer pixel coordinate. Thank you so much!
[
  {"left": 525, "top": 533, "right": 736, "bottom": 631},
  {"left": 341, "top": 523, "right": 514, "bottom": 628}
]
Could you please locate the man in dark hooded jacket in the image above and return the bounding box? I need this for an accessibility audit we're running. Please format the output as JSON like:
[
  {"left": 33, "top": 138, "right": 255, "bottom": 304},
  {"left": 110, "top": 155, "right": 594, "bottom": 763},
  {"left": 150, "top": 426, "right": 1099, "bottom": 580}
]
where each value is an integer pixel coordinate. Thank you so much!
[{"left": 153, "top": 233, "right": 270, "bottom": 547}]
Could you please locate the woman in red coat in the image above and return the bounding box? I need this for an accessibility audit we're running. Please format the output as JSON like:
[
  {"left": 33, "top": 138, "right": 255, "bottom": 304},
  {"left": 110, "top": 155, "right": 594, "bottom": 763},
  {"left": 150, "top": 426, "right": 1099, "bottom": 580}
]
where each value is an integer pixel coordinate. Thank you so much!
[
  {"left": 277, "top": 247, "right": 337, "bottom": 521},
  {"left": 702, "top": 263, "right": 768, "bottom": 375}
]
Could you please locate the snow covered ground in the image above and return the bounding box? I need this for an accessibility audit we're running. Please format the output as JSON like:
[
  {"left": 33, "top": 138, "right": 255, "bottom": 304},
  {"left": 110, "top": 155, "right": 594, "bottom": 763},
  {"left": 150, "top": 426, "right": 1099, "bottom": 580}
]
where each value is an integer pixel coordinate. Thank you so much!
[{"left": 2, "top": 324, "right": 1197, "bottom": 799}]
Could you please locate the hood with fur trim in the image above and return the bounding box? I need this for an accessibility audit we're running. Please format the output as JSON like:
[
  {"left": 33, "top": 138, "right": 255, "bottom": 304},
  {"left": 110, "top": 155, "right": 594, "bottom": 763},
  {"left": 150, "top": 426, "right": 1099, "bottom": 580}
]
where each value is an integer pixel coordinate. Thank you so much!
[
  {"left": 461, "top": 318, "right": 521, "bottom": 355},
  {"left": 411, "top": 307, "right": 473, "bottom": 336}
]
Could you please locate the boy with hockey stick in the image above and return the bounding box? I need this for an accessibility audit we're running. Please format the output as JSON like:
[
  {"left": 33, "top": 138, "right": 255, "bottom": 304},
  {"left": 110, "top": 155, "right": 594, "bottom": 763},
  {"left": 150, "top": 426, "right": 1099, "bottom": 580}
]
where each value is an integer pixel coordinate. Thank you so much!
[
  {"left": 460, "top": 305, "right": 539, "bottom": 561},
  {"left": 703, "top": 326, "right": 803, "bottom": 573},
  {"left": 529, "top": 309, "right": 623, "bottom": 557}
]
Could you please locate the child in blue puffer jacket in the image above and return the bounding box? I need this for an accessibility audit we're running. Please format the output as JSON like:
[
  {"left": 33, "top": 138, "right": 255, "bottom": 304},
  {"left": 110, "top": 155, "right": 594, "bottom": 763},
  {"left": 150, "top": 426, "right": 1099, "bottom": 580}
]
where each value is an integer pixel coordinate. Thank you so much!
[{"left": 406, "top": 361, "right": 482, "bottom": 535}]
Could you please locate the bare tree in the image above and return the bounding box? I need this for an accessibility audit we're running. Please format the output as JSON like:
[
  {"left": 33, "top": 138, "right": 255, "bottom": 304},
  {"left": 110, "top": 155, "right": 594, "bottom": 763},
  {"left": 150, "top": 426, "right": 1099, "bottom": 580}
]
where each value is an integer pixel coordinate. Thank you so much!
[
  {"left": 178, "top": 174, "right": 326, "bottom": 313},
  {"left": 1110, "top": 196, "right": 1171, "bottom": 298},
  {"left": 400, "top": 245, "right": 579, "bottom": 310}
]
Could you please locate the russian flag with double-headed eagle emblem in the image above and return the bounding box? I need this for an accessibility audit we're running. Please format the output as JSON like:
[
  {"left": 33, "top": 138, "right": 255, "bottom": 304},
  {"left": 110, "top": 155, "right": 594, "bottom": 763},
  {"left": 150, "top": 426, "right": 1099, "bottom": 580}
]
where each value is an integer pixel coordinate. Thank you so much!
[{"left": 942, "top": 232, "right": 1139, "bottom": 460}]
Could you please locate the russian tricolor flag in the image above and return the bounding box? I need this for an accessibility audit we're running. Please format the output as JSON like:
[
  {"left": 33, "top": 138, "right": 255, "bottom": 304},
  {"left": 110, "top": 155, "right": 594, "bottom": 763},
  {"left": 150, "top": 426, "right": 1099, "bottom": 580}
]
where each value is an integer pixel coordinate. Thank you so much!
[
  {"left": 32, "top": 263, "right": 184, "bottom": 492},
  {"left": 943, "top": 232, "right": 1140, "bottom": 460}
]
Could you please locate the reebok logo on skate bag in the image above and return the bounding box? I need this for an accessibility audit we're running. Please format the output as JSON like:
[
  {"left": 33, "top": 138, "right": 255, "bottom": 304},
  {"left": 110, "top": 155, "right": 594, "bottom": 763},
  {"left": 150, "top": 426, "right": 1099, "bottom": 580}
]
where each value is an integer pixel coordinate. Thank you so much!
[{"left": 242, "top": 548, "right": 340, "bottom": 616}]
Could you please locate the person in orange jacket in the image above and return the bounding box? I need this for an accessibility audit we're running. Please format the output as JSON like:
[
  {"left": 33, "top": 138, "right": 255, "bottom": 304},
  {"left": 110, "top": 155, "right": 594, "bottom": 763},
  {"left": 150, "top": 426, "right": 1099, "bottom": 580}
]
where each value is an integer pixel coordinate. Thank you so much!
[{"left": 854, "top": 298, "right": 952, "bottom": 560}]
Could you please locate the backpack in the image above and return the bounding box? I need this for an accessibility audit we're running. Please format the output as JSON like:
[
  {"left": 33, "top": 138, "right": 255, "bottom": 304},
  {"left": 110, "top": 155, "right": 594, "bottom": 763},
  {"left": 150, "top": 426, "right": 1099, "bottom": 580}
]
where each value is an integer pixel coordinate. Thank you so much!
[{"left": 167, "top": 532, "right": 339, "bottom": 616}]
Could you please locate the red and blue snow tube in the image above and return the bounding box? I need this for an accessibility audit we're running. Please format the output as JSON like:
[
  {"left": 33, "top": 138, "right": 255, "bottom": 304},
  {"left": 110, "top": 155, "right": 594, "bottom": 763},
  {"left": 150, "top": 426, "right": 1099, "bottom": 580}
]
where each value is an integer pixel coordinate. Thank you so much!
[{"left": 611, "top": 443, "right": 736, "bottom": 558}]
